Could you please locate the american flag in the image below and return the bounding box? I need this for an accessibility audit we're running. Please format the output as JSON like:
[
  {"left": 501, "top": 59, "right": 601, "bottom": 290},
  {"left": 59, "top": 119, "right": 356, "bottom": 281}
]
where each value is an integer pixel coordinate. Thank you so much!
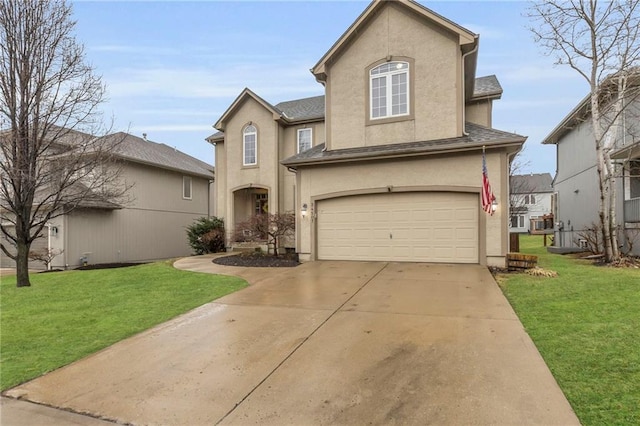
[{"left": 481, "top": 148, "right": 496, "bottom": 215}]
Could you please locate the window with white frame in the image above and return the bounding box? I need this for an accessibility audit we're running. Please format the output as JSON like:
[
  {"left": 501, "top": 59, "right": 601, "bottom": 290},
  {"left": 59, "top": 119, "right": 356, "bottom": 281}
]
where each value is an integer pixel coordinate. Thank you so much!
[
  {"left": 183, "top": 176, "right": 192, "bottom": 200},
  {"left": 370, "top": 61, "right": 409, "bottom": 120},
  {"left": 297, "top": 128, "right": 312, "bottom": 153},
  {"left": 243, "top": 124, "right": 257, "bottom": 166},
  {"left": 524, "top": 194, "right": 536, "bottom": 205},
  {"left": 510, "top": 215, "right": 525, "bottom": 228}
]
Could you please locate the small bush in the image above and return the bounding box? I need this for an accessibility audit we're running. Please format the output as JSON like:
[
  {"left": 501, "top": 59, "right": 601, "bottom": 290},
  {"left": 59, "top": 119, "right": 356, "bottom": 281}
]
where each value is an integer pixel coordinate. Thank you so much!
[{"left": 186, "top": 217, "right": 226, "bottom": 255}]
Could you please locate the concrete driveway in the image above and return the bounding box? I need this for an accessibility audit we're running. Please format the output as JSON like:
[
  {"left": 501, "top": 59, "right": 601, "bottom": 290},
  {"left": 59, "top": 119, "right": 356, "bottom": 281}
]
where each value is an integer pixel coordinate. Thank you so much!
[{"left": 3, "top": 259, "right": 579, "bottom": 425}]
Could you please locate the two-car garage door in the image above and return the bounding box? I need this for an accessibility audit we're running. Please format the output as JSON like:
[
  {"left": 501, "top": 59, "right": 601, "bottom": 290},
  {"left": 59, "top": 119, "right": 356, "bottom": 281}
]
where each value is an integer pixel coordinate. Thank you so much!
[{"left": 317, "top": 192, "right": 479, "bottom": 263}]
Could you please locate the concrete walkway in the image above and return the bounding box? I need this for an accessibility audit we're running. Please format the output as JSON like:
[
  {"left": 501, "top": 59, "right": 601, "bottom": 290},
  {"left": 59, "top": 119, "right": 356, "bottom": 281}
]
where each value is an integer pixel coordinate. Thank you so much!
[{"left": 2, "top": 256, "right": 580, "bottom": 425}]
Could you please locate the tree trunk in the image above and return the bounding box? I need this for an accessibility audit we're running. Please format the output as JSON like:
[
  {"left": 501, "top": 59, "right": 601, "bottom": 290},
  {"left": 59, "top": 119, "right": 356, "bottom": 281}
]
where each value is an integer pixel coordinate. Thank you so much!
[
  {"left": 15, "top": 239, "right": 31, "bottom": 287},
  {"left": 591, "top": 97, "right": 614, "bottom": 261}
]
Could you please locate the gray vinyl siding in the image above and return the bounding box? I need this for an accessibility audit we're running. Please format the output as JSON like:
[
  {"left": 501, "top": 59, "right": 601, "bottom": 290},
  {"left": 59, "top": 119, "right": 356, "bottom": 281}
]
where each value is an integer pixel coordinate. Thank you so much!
[
  {"left": 51, "top": 162, "right": 210, "bottom": 269},
  {"left": 553, "top": 110, "right": 636, "bottom": 254},
  {"left": 0, "top": 228, "right": 49, "bottom": 270}
]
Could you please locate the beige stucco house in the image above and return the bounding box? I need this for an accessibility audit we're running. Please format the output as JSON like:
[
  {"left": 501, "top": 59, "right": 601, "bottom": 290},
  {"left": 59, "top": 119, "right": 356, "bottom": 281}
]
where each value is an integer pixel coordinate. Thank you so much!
[
  {"left": 208, "top": 0, "right": 525, "bottom": 267},
  {"left": 1, "top": 132, "right": 214, "bottom": 270}
]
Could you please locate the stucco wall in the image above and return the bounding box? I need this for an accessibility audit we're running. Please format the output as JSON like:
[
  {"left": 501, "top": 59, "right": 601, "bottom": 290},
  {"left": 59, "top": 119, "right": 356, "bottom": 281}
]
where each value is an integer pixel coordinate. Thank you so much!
[
  {"left": 466, "top": 101, "right": 492, "bottom": 128},
  {"left": 326, "top": 3, "right": 460, "bottom": 150},
  {"left": 295, "top": 150, "right": 508, "bottom": 266}
]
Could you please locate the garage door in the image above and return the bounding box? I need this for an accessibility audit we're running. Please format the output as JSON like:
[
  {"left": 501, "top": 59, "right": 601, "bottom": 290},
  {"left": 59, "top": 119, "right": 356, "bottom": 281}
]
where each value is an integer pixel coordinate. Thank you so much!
[{"left": 317, "top": 192, "right": 478, "bottom": 263}]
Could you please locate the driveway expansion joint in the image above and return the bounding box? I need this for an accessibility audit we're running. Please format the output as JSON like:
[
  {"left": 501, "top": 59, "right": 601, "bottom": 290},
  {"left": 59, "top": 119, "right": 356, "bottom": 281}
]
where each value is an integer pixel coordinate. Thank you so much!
[{"left": 214, "top": 262, "right": 390, "bottom": 425}]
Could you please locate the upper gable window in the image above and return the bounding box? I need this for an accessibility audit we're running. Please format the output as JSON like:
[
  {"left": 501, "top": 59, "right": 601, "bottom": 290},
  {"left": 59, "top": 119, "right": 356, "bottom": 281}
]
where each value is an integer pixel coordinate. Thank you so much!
[
  {"left": 243, "top": 124, "right": 257, "bottom": 166},
  {"left": 370, "top": 61, "right": 409, "bottom": 120},
  {"left": 297, "top": 128, "right": 312, "bottom": 153}
]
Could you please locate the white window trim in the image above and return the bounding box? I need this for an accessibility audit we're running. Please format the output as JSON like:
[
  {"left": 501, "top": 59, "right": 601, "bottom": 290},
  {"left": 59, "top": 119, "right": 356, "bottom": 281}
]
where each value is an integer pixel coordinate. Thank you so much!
[
  {"left": 183, "top": 176, "right": 192, "bottom": 200},
  {"left": 243, "top": 125, "right": 257, "bottom": 166},
  {"left": 297, "top": 128, "right": 313, "bottom": 153},
  {"left": 369, "top": 61, "right": 410, "bottom": 120}
]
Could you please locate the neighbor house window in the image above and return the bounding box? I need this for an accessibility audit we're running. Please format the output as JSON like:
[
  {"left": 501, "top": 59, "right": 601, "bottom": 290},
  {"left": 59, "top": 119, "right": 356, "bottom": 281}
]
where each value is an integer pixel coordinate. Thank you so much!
[
  {"left": 370, "top": 61, "right": 409, "bottom": 119},
  {"left": 524, "top": 194, "right": 536, "bottom": 205},
  {"left": 183, "top": 176, "right": 192, "bottom": 200},
  {"left": 297, "top": 128, "right": 312, "bottom": 153},
  {"left": 243, "top": 124, "right": 257, "bottom": 166},
  {"left": 510, "top": 215, "right": 525, "bottom": 228}
]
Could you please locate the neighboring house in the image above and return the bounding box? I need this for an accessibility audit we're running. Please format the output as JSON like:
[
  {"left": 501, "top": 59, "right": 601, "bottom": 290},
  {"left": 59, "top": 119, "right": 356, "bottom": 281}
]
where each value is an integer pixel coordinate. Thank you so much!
[
  {"left": 208, "top": 0, "right": 526, "bottom": 267},
  {"left": 1, "top": 132, "right": 214, "bottom": 270},
  {"left": 543, "top": 94, "right": 640, "bottom": 255},
  {"left": 509, "top": 173, "right": 553, "bottom": 234}
]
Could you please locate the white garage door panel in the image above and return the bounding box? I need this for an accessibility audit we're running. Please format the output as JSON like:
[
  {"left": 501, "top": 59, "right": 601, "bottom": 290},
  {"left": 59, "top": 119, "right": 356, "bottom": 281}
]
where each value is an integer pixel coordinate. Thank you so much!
[{"left": 317, "top": 192, "right": 479, "bottom": 263}]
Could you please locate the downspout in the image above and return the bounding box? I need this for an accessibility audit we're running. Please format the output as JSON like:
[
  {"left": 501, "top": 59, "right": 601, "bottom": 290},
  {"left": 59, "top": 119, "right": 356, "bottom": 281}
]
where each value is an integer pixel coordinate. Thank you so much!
[
  {"left": 208, "top": 178, "right": 214, "bottom": 218},
  {"left": 461, "top": 38, "right": 479, "bottom": 136}
]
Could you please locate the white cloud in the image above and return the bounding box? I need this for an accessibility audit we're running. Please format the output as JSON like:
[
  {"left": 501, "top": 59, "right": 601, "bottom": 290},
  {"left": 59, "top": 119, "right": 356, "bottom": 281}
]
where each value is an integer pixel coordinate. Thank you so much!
[
  {"left": 89, "top": 45, "right": 182, "bottom": 56},
  {"left": 496, "top": 97, "right": 583, "bottom": 110},
  {"left": 501, "top": 65, "right": 577, "bottom": 83},
  {"left": 129, "top": 124, "right": 214, "bottom": 132},
  {"left": 461, "top": 23, "right": 505, "bottom": 40},
  {"left": 104, "top": 61, "right": 321, "bottom": 101}
]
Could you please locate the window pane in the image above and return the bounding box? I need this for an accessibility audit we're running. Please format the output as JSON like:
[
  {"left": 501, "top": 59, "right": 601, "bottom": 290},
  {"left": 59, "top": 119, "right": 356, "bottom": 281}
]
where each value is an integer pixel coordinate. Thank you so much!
[
  {"left": 183, "top": 176, "right": 192, "bottom": 199},
  {"left": 298, "top": 128, "right": 312, "bottom": 153},
  {"left": 244, "top": 132, "right": 256, "bottom": 165},
  {"left": 371, "top": 76, "right": 386, "bottom": 118},
  {"left": 391, "top": 73, "right": 408, "bottom": 115}
]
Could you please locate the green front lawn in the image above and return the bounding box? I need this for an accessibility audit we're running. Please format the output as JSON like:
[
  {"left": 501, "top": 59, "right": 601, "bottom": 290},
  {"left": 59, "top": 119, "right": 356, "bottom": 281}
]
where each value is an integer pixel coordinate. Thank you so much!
[
  {"left": 498, "top": 235, "right": 639, "bottom": 425},
  {"left": 0, "top": 261, "right": 247, "bottom": 391}
]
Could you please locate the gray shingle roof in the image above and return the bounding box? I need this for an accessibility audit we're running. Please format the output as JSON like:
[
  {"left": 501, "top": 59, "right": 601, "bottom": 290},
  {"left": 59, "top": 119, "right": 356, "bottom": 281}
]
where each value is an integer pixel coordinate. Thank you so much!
[
  {"left": 282, "top": 122, "right": 526, "bottom": 167},
  {"left": 472, "top": 75, "right": 502, "bottom": 99},
  {"left": 209, "top": 75, "right": 502, "bottom": 141},
  {"left": 105, "top": 132, "right": 213, "bottom": 178},
  {"left": 275, "top": 95, "right": 325, "bottom": 121},
  {"left": 510, "top": 173, "right": 553, "bottom": 194}
]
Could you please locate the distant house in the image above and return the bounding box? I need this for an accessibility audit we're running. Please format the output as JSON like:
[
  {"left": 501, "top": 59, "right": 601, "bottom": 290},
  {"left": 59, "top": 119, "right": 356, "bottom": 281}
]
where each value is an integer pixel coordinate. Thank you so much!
[
  {"left": 208, "top": 0, "right": 526, "bottom": 267},
  {"left": 509, "top": 173, "right": 553, "bottom": 234},
  {"left": 543, "top": 92, "right": 640, "bottom": 255},
  {"left": 1, "top": 132, "right": 213, "bottom": 270}
]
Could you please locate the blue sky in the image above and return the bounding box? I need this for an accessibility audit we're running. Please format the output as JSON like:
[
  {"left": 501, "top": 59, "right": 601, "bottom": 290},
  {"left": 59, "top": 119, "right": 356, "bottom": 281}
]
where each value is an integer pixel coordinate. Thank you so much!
[{"left": 72, "top": 0, "right": 589, "bottom": 174}]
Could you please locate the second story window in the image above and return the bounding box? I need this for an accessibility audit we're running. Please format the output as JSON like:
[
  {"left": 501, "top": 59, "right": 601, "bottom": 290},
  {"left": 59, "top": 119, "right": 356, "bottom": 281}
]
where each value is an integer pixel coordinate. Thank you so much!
[
  {"left": 297, "top": 128, "right": 312, "bottom": 153},
  {"left": 370, "top": 61, "right": 409, "bottom": 120},
  {"left": 183, "top": 176, "right": 192, "bottom": 200},
  {"left": 243, "top": 124, "right": 257, "bottom": 166},
  {"left": 524, "top": 194, "right": 536, "bottom": 205}
]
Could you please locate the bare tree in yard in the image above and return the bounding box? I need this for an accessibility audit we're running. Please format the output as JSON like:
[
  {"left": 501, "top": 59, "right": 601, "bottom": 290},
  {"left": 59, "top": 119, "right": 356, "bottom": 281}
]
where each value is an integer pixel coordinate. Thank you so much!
[
  {"left": 0, "top": 0, "right": 126, "bottom": 287},
  {"left": 509, "top": 150, "right": 534, "bottom": 221},
  {"left": 528, "top": 0, "right": 640, "bottom": 262},
  {"left": 234, "top": 212, "right": 295, "bottom": 256}
]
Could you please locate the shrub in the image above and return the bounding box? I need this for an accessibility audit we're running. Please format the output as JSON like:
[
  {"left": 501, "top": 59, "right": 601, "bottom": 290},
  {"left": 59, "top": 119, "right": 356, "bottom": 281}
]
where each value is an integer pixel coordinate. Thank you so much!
[{"left": 186, "top": 217, "right": 226, "bottom": 255}]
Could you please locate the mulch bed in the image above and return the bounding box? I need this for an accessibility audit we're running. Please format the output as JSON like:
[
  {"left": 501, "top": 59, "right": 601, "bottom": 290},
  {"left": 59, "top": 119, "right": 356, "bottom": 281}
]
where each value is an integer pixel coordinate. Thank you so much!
[{"left": 213, "top": 252, "right": 299, "bottom": 268}]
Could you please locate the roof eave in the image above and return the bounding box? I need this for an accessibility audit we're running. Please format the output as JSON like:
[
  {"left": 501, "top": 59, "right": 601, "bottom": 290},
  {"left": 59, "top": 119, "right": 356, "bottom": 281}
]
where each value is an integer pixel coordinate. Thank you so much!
[
  {"left": 119, "top": 156, "right": 213, "bottom": 179},
  {"left": 311, "top": 0, "right": 476, "bottom": 79},
  {"left": 282, "top": 138, "right": 525, "bottom": 169},
  {"left": 214, "top": 88, "right": 282, "bottom": 131},
  {"left": 541, "top": 94, "right": 590, "bottom": 145}
]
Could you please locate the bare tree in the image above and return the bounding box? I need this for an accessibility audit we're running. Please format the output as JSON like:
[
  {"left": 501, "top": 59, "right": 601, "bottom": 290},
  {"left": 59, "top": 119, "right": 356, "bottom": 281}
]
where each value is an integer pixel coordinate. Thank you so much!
[
  {"left": 28, "top": 247, "right": 64, "bottom": 271},
  {"left": 528, "top": 0, "right": 640, "bottom": 262},
  {"left": 0, "top": 0, "right": 127, "bottom": 287},
  {"left": 234, "top": 212, "right": 295, "bottom": 256},
  {"left": 509, "top": 150, "right": 534, "bottom": 224}
]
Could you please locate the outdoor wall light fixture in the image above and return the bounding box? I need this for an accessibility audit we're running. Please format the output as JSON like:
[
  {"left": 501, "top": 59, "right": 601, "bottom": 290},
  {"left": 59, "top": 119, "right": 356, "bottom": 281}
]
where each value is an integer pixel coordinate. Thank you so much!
[
  {"left": 491, "top": 199, "right": 498, "bottom": 213},
  {"left": 301, "top": 203, "right": 308, "bottom": 217}
]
